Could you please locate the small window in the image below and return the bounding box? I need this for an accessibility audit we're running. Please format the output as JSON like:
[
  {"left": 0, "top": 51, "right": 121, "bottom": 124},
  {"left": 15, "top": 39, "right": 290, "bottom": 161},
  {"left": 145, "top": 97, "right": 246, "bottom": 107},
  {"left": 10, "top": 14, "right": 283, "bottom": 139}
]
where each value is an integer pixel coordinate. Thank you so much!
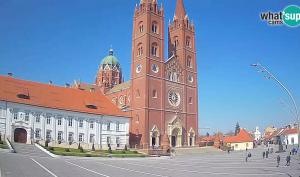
[
  {"left": 152, "top": 90, "right": 158, "bottom": 98},
  {"left": 68, "top": 117, "right": 73, "bottom": 127},
  {"left": 151, "top": 64, "right": 159, "bottom": 73},
  {"left": 68, "top": 132, "right": 74, "bottom": 142},
  {"left": 46, "top": 130, "right": 51, "bottom": 140},
  {"left": 174, "top": 37, "right": 179, "bottom": 48},
  {"left": 57, "top": 132, "right": 63, "bottom": 141},
  {"left": 86, "top": 104, "right": 97, "bottom": 109},
  {"left": 152, "top": 22, "right": 158, "bottom": 33},
  {"left": 35, "top": 129, "right": 41, "bottom": 139},
  {"left": 90, "top": 121, "right": 94, "bottom": 129},
  {"left": 79, "top": 120, "right": 84, "bottom": 128},
  {"left": 35, "top": 114, "right": 40, "bottom": 123},
  {"left": 107, "top": 122, "right": 111, "bottom": 131},
  {"left": 46, "top": 115, "right": 51, "bottom": 125},
  {"left": 136, "top": 64, "right": 142, "bottom": 73},
  {"left": 89, "top": 134, "right": 95, "bottom": 143},
  {"left": 25, "top": 112, "right": 29, "bottom": 121},
  {"left": 57, "top": 117, "right": 62, "bottom": 126},
  {"left": 151, "top": 44, "right": 158, "bottom": 57},
  {"left": 188, "top": 75, "right": 194, "bottom": 83},
  {"left": 116, "top": 121, "right": 120, "bottom": 131},
  {"left": 186, "top": 37, "right": 191, "bottom": 48},
  {"left": 14, "top": 112, "right": 18, "bottom": 120},
  {"left": 139, "top": 22, "right": 143, "bottom": 33},
  {"left": 79, "top": 133, "right": 84, "bottom": 142},
  {"left": 187, "top": 56, "right": 192, "bottom": 68},
  {"left": 136, "top": 89, "right": 141, "bottom": 98},
  {"left": 188, "top": 97, "right": 193, "bottom": 104}
]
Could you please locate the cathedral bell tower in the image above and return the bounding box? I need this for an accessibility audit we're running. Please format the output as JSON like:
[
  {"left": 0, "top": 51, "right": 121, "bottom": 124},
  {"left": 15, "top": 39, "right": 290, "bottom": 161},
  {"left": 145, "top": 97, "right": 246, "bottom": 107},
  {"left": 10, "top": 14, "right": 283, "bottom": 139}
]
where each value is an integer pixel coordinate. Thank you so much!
[
  {"left": 95, "top": 48, "right": 122, "bottom": 94},
  {"left": 130, "top": 0, "right": 165, "bottom": 148}
]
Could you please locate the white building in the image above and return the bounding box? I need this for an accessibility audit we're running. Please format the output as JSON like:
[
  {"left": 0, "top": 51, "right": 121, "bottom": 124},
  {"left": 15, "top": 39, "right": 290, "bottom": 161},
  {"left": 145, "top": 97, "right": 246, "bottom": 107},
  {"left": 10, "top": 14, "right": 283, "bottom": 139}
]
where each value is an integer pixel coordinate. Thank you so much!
[
  {"left": 283, "top": 128, "right": 299, "bottom": 145},
  {"left": 0, "top": 75, "right": 130, "bottom": 150},
  {"left": 254, "top": 126, "right": 261, "bottom": 141}
]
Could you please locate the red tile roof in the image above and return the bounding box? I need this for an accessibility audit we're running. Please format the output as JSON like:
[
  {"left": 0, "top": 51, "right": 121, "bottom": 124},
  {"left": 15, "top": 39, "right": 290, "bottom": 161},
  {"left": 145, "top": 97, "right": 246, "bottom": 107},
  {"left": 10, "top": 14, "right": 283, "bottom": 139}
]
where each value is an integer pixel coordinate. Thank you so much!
[
  {"left": 283, "top": 128, "right": 299, "bottom": 135},
  {"left": 0, "top": 75, "right": 129, "bottom": 117},
  {"left": 223, "top": 129, "right": 254, "bottom": 143}
]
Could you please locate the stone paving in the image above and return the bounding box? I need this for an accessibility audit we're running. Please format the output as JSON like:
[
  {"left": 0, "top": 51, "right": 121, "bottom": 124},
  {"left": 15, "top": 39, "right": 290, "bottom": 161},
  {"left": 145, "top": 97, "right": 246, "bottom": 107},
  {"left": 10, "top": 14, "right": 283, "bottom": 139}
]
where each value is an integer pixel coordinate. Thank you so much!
[{"left": 0, "top": 145, "right": 299, "bottom": 177}]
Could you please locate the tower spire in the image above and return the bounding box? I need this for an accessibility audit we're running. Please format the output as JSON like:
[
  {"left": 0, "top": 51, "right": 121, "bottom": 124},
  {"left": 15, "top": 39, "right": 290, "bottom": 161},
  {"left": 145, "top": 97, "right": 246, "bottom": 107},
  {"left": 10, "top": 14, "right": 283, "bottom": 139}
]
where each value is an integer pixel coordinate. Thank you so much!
[{"left": 174, "top": 0, "right": 186, "bottom": 20}]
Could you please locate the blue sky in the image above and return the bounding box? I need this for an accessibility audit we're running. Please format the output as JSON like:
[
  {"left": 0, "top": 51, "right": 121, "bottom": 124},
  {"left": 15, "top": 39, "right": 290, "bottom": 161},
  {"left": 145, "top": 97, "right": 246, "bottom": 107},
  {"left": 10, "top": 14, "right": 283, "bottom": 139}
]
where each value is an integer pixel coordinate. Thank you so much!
[{"left": 0, "top": 0, "right": 299, "bottom": 134}]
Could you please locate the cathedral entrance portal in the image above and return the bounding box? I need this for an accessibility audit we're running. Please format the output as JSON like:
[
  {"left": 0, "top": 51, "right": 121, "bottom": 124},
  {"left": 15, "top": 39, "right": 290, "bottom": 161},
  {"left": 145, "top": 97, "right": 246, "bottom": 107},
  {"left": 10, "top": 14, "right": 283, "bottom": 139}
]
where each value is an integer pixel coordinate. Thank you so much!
[{"left": 168, "top": 115, "right": 183, "bottom": 147}]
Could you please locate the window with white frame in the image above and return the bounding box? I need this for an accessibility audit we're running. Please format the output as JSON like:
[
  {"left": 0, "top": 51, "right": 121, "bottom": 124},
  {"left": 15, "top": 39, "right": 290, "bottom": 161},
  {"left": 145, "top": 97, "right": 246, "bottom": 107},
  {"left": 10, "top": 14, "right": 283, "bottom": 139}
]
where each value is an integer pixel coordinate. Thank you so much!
[
  {"left": 57, "top": 117, "right": 62, "bottom": 126},
  {"left": 57, "top": 131, "right": 63, "bottom": 141},
  {"left": 116, "top": 137, "right": 120, "bottom": 147},
  {"left": 89, "top": 134, "right": 95, "bottom": 143},
  {"left": 107, "top": 136, "right": 111, "bottom": 145},
  {"left": 79, "top": 119, "right": 83, "bottom": 128},
  {"left": 68, "top": 117, "right": 73, "bottom": 127},
  {"left": 25, "top": 112, "right": 29, "bottom": 121},
  {"left": 116, "top": 121, "right": 120, "bottom": 131},
  {"left": 13, "top": 112, "right": 18, "bottom": 120},
  {"left": 107, "top": 122, "right": 111, "bottom": 131},
  {"left": 79, "top": 133, "right": 84, "bottom": 142},
  {"left": 35, "top": 129, "right": 41, "bottom": 139},
  {"left": 90, "top": 121, "right": 94, "bottom": 129},
  {"left": 46, "top": 115, "right": 51, "bottom": 125},
  {"left": 46, "top": 130, "right": 51, "bottom": 140},
  {"left": 68, "top": 132, "right": 74, "bottom": 142},
  {"left": 35, "top": 114, "right": 40, "bottom": 123}
]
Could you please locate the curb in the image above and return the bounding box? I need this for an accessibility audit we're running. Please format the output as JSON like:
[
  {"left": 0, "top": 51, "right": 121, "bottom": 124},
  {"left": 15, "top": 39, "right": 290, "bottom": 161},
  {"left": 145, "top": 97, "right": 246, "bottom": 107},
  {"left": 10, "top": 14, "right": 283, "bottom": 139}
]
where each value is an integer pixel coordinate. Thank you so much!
[
  {"left": 34, "top": 143, "right": 58, "bottom": 158},
  {"left": 5, "top": 138, "right": 14, "bottom": 153}
]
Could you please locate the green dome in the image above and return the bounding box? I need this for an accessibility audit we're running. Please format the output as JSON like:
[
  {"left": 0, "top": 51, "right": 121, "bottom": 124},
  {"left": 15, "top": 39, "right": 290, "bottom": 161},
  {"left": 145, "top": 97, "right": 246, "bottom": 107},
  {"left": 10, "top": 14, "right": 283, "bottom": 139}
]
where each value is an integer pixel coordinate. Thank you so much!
[{"left": 101, "top": 48, "right": 120, "bottom": 66}]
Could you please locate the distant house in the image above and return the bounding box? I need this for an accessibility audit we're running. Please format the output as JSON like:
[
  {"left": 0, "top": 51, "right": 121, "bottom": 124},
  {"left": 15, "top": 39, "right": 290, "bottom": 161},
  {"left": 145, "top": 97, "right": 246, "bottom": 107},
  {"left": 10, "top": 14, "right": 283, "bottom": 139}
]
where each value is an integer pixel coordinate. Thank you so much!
[
  {"left": 283, "top": 128, "right": 299, "bottom": 145},
  {"left": 223, "top": 129, "right": 254, "bottom": 151}
]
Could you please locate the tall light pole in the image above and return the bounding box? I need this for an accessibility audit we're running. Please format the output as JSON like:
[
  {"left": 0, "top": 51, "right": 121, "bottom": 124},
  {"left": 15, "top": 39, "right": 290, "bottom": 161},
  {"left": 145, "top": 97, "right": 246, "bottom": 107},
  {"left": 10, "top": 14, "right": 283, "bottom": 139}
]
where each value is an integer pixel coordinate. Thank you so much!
[{"left": 251, "top": 63, "right": 300, "bottom": 149}]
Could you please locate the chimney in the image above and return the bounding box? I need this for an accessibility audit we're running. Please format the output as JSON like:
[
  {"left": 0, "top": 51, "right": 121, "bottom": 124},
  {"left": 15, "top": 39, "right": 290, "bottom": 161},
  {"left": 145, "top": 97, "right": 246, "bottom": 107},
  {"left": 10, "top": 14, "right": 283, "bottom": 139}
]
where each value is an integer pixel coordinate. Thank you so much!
[{"left": 7, "top": 73, "right": 13, "bottom": 77}]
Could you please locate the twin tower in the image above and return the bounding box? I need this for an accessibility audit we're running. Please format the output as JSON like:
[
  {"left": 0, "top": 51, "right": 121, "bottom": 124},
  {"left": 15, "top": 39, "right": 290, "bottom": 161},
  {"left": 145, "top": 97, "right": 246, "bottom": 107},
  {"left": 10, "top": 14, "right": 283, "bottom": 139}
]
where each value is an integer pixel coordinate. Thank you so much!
[{"left": 96, "top": 0, "right": 198, "bottom": 149}]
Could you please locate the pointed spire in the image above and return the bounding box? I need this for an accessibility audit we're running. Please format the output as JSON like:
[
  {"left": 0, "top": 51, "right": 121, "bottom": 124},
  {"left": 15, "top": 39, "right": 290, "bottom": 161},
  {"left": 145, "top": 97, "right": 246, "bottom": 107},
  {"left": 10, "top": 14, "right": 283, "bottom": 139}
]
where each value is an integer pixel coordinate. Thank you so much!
[{"left": 175, "top": 0, "right": 186, "bottom": 20}]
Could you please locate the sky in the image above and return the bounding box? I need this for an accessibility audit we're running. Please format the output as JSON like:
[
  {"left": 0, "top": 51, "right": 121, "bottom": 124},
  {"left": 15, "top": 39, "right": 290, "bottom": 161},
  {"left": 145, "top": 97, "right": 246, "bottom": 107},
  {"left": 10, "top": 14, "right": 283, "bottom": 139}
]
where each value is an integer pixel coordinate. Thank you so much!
[{"left": 0, "top": 0, "right": 300, "bottom": 135}]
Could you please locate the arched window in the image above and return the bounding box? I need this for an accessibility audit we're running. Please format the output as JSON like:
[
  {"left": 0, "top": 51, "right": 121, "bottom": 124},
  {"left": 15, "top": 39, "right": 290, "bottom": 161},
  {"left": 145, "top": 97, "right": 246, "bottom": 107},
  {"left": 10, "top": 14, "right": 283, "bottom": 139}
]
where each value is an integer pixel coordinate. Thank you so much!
[
  {"left": 187, "top": 56, "right": 192, "bottom": 68},
  {"left": 137, "top": 43, "right": 143, "bottom": 57},
  {"left": 186, "top": 36, "right": 191, "bottom": 48},
  {"left": 138, "top": 21, "right": 143, "bottom": 33},
  {"left": 174, "top": 37, "right": 179, "bottom": 48},
  {"left": 152, "top": 21, "right": 158, "bottom": 34},
  {"left": 151, "top": 43, "right": 158, "bottom": 57}
]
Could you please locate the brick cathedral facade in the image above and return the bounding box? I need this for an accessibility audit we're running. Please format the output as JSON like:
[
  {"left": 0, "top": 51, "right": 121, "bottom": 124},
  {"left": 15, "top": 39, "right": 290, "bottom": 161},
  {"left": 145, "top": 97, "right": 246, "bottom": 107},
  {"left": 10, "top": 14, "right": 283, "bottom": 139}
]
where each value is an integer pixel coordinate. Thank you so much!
[{"left": 76, "top": 0, "right": 198, "bottom": 149}]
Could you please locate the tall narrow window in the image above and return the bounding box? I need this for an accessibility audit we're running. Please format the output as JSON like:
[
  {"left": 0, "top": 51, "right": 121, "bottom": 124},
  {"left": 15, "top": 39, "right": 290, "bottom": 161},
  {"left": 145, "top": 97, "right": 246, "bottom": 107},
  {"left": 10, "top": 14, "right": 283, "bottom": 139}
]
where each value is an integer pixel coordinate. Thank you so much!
[
  {"left": 107, "top": 122, "right": 111, "bottom": 131},
  {"left": 35, "top": 114, "right": 40, "bottom": 123},
  {"left": 89, "top": 134, "right": 95, "bottom": 143},
  {"left": 116, "top": 137, "right": 120, "bottom": 147},
  {"left": 90, "top": 121, "right": 94, "bottom": 129},
  {"left": 79, "top": 119, "right": 83, "bottom": 128},
  {"left": 152, "top": 22, "right": 158, "bottom": 33},
  {"left": 35, "top": 129, "right": 41, "bottom": 139},
  {"left": 68, "top": 132, "right": 74, "bottom": 142},
  {"left": 25, "top": 112, "right": 29, "bottom": 121},
  {"left": 138, "top": 22, "right": 143, "bottom": 33},
  {"left": 174, "top": 37, "right": 179, "bottom": 48},
  {"left": 57, "top": 117, "right": 62, "bottom": 126},
  {"left": 187, "top": 56, "right": 192, "bottom": 68},
  {"left": 46, "top": 130, "right": 51, "bottom": 140},
  {"left": 107, "top": 136, "right": 111, "bottom": 145},
  {"left": 137, "top": 43, "right": 143, "bottom": 57},
  {"left": 186, "top": 37, "right": 191, "bottom": 48},
  {"left": 136, "top": 89, "right": 140, "bottom": 98},
  {"left": 116, "top": 121, "right": 120, "bottom": 131},
  {"left": 46, "top": 115, "right": 51, "bottom": 125},
  {"left": 57, "top": 132, "right": 62, "bottom": 141},
  {"left": 189, "top": 97, "right": 193, "bottom": 104},
  {"left": 68, "top": 117, "right": 73, "bottom": 127},
  {"left": 79, "top": 133, "right": 84, "bottom": 142},
  {"left": 151, "top": 43, "right": 158, "bottom": 57}
]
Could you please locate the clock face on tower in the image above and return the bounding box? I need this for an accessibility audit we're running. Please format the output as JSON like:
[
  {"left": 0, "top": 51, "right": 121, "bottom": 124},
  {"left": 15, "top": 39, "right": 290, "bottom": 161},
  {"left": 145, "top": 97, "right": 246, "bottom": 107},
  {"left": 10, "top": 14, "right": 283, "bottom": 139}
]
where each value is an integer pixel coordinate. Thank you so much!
[{"left": 168, "top": 90, "right": 180, "bottom": 107}]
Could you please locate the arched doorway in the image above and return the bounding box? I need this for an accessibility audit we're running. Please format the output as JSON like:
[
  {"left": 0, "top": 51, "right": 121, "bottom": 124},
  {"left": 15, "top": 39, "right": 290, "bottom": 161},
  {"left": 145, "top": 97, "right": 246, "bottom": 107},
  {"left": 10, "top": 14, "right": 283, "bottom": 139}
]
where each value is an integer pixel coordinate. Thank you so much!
[
  {"left": 171, "top": 128, "right": 181, "bottom": 147},
  {"left": 150, "top": 125, "right": 160, "bottom": 148},
  {"left": 14, "top": 128, "right": 27, "bottom": 143},
  {"left": 188, "top": 128, "right": 195, "bottom": 146}
]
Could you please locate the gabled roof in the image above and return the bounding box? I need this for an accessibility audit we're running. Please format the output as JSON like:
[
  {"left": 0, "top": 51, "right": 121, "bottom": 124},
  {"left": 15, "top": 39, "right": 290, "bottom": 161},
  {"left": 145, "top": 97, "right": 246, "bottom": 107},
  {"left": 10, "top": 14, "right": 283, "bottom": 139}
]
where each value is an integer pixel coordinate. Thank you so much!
[
  {"left": 0, "top": 75, "right": 128, "bottom": 117},
  {"left": 224, "top": 129, "right": 253, "bottom": 143}
]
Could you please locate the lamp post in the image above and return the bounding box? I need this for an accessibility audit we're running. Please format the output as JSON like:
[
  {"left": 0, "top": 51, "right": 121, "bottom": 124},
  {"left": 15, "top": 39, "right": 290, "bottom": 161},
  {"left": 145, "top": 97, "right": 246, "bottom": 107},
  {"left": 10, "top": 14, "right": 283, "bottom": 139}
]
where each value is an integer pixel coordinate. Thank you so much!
[{"left": 251, "top": 63, "right": 300, "bottom": 151}]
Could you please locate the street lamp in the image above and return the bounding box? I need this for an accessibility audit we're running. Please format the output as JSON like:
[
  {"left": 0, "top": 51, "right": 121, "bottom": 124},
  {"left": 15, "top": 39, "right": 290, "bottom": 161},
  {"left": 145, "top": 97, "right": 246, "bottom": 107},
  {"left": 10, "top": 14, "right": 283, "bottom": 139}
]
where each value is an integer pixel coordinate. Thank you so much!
[{"left": 251, "top": 62, "right": 300, "bottom": 150}]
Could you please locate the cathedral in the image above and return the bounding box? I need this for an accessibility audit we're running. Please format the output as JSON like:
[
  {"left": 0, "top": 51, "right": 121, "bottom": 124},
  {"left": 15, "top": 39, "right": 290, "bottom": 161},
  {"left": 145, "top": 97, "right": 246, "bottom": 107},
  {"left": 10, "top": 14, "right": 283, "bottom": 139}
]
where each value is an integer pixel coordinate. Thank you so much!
[{"left": 77, "top": 0, "right": 199, "bottom": 149}]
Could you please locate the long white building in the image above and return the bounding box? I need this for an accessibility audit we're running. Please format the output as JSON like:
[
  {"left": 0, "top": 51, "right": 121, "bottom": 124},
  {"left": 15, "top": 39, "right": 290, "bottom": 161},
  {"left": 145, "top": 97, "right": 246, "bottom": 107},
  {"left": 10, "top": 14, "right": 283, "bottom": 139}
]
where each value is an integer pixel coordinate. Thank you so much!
[{"left": 0, "top": 75, "right": 130, "bottom": 150}]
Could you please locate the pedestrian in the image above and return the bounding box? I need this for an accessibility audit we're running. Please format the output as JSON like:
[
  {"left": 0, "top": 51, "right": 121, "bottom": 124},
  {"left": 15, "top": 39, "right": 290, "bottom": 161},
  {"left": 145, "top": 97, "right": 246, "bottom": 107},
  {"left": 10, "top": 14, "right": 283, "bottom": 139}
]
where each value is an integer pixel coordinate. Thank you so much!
[
  {"left": 286, "top": 144, "right": 288, "bottom": 149},
  {"left": 228, "top": 149, "right": 230, "bottom": 154},
  {"left": 285, "top": 155, "right": 291, "bottom": 166},
  {"left": 266, "top": 151, "right": 269, "bottom": 158},
  {"left": 263, "top": 151, "right": 266, "bottom": 159},
  {"left": 245, "top": 156, "right": 248, "bottom": 162},
  {"left": 276, "top": 155, "right": 280, "bottom": 167}
]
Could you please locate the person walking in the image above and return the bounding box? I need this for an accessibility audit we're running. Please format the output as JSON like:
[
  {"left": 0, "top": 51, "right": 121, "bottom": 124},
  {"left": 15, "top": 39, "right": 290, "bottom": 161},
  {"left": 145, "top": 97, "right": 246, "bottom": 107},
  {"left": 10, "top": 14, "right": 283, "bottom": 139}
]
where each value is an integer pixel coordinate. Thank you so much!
[
  {"left": 276, "top": 155, "right": 280, "bottom": 167},
  {"left": 266, "top": 151, "right": 269, "bottom": 158},
  {"left": 263, "top": 151, "right": 266, "bottom": 159},
  {"left": 285, "top": 155, "right": 291, "bottom": 166}
]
